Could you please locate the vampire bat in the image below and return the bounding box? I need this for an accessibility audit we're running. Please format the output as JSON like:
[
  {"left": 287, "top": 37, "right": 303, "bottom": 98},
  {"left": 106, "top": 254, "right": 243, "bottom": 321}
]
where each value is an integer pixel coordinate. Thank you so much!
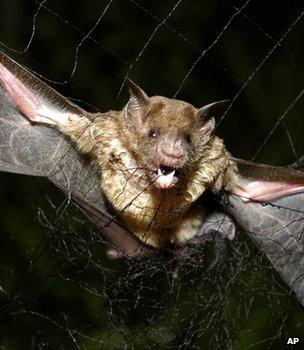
[{"left": 0, "top": 49, "right": 304, "bottom": 303}]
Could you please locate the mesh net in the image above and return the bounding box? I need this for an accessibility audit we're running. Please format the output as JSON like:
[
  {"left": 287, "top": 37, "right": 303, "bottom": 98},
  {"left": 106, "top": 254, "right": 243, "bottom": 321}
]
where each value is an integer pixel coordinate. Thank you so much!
[{"left": 0, "top": 0, "right": 304, "bottom": 348}]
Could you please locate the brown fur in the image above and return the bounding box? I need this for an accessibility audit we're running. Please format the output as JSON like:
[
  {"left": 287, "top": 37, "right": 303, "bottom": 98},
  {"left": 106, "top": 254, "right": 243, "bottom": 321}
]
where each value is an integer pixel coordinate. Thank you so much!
[{"left": 59, "top": 94, "right": 237, "bottom": 247}]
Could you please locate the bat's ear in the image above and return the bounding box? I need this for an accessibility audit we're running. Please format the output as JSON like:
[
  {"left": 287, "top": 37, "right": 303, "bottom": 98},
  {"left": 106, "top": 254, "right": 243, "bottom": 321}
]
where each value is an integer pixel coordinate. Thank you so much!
[
  {"left": 197, "top": 100, "right": 229, "bottom": 136},
  {"left": 126, "top": 79, "right": 151, "bottom": 124}
]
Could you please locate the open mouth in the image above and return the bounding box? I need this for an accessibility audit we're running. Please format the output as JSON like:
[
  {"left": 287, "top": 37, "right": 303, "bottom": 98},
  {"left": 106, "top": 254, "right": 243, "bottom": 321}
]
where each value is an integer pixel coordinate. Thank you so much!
[{"left": 152, "top": 165, "right": 180, "bottom": 189}]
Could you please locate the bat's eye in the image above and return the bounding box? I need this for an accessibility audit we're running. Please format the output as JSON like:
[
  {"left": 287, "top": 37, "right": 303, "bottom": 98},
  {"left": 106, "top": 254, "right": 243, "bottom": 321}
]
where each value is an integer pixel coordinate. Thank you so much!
[
  {"left": 185, "top": 134, "right": 192, "bottom": 144},
  {"left": 148, "top": 130, "right": 157, "bottom": 139}
]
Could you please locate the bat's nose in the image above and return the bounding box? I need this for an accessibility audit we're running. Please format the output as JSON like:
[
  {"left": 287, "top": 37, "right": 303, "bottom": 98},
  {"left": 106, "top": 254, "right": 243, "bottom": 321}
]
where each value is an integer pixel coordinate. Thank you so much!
[
  {"left": 161, "top": 133, "right": 183, "bottom": 158},
  {"left": 161, "top": 146, "right": 183, "bottom": 158}
]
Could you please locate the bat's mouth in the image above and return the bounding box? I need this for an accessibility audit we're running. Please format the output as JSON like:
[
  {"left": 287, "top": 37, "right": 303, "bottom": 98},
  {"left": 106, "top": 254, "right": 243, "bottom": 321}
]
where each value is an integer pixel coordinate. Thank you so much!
[{"left": 151, "top": 165, "right": 180, "bottom": 189}]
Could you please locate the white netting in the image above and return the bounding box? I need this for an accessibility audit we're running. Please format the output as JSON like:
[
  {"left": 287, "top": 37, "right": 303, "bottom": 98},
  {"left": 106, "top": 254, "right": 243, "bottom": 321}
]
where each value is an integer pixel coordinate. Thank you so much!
[{"left": 0, "top": 0, "right": 303, "bottom": 348}]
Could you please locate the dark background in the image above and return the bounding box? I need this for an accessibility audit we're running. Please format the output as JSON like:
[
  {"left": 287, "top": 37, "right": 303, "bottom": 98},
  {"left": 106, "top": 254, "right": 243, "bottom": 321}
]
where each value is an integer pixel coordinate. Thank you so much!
[{"left": 0, "top": 0, "right": 304, "bottom": 349}]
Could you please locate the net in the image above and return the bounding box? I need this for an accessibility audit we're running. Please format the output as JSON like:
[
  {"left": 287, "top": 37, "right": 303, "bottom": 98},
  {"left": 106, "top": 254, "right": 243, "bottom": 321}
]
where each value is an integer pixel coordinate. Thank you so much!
[{"left": 0, "top": 0, "right": 303, "bottom": 348}]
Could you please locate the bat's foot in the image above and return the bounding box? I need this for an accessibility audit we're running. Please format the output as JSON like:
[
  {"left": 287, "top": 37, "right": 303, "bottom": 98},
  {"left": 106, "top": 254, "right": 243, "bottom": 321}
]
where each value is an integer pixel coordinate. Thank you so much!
[
  {"left": 106, "top": 246, "right": 155, "bottom": 260},
  {"left": 106, "top": 248, "right": 124, "bottom": 259}
]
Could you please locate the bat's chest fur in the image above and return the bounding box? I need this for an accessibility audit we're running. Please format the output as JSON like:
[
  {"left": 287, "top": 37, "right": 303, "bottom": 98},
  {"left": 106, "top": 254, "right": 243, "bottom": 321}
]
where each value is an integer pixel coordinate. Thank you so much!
[
  {"left": 101, "top": 166, "right": 204, "bottom": 247},
  {"left": 88, "top": 116, "right": 233, "bottom": 247}
]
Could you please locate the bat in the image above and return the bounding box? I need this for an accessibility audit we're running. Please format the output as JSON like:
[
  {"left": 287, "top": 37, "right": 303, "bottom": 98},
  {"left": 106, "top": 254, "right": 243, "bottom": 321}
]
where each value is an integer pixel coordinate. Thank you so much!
[
  {"left": 0, "top": 49, "right": 237, "bottom": 259},
  {"left": 0, "top": 49, "right": 304, "bottom": 303}
]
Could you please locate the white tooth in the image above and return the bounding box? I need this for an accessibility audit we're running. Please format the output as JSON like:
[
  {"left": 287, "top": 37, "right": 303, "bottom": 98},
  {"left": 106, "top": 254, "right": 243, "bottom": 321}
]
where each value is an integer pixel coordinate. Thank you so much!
[
  {"left": 158, "top": 168, "right": 162, "bottom": 176},
  {"left": 156, "top": 169, "right": 176, "bottom": 189}
]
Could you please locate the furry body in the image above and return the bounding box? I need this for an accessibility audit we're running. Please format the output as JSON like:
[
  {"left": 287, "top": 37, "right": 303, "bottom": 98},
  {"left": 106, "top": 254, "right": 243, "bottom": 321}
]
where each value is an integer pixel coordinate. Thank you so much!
[{"left": 59, "top": 96, "right": 237, "bottom": 247}]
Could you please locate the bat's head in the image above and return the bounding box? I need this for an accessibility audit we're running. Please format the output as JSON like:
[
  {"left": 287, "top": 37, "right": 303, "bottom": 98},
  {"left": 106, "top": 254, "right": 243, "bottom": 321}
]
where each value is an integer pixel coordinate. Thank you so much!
[{"left": 123, "top": 80, "right": 226, "bottom": 189}]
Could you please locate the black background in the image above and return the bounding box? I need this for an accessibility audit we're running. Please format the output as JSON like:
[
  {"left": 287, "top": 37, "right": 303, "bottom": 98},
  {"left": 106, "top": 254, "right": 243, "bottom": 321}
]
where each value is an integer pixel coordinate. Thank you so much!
[{"left": 0, "top": 0, "right": 304, "bottom": 349}]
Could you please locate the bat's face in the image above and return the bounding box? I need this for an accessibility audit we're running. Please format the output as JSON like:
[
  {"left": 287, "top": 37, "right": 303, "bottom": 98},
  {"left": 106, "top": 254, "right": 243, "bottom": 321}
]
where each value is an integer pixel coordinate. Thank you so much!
[
  {"left": 124, "top": 84, "right": 216, "bottom": 190},
  {"left": 139, "top": 97, "right": 196, "bottom": 189},
  {"left": 140, "top": 97, "right": 215, "bottom": 189}
]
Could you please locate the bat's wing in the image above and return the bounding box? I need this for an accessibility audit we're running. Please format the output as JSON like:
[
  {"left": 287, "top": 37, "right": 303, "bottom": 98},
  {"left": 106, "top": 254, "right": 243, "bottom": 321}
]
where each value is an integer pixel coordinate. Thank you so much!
[
  {"left": 0, "top": 49, "right": 90, "bottom": 177},
  {"left": 0, "top": 49, "right": 152, "bottom": 258},
  {"left": 63, "top": 188, "right": 154, "bottom": 258},
  {"left": 231, "top": 157, "right": 304, "bottom": 201},
  {"left": 224, "top": 158, "right": 304, "bottom": 305}
]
